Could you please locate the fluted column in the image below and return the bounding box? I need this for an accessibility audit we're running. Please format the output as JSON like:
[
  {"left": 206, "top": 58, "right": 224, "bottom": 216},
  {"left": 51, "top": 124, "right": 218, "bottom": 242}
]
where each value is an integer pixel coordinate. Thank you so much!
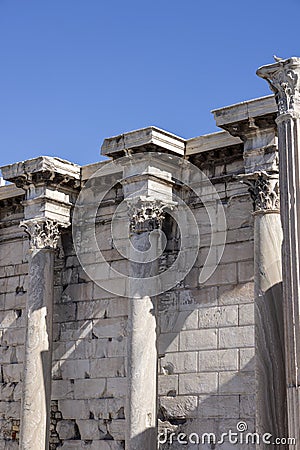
[
  {"left": 257, "top": 56, "right": 300, "bottom": 446},
  {"left": 20, "top": 219, "right": 61, "bottom": 450}
]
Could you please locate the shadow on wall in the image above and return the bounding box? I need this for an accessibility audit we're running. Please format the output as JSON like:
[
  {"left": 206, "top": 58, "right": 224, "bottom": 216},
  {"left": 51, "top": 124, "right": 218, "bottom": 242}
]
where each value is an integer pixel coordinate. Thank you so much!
[{"left": 157, "top": 360, "right": 288, "bottom": 450}]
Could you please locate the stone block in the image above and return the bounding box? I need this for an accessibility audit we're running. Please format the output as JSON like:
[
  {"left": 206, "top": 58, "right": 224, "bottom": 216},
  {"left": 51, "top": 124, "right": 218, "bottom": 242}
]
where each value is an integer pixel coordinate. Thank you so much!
[
  {"left": 58, "top": 400, "right": 89, "bottom": 419},
  {"left": 51, "top": 380, "right": 74, "bottom": 400},
  {"left": 238, "top": 261, "right": 254, "bottom": 283},
  {"left": 205, "top": 263, "right": 237, "bottom": 286},
  {"left": 52, "top": 341, "right": 75, "bottom": 362},
  {"left": 219, "top": 241, "right": 254, "bottom": 264},
  {"left": 159, "top": 310, "right": 198, "bottom": 334},
  {"left": 179, "top": 329, "right": 217, "bottom": 351},
  {"left": 160, "top": 352, "right": 197, "bottom": 374},
  {"left": 76, "top": 300, "right": 98, "bottom": 321},
  {"left": 198, "top": 394, "right": 240, "bottom": 418},
  {"left": 62, "top": 283, "right": 93, "bottom": 303},
  {"left": 198, "top": 349, "right": 238, "bottom": 372},
  {"left": 160, "top": 395, "right": 198, "bottom": 418},
  {"left": 0, "top": 242, "right": 23, "bottom": 267},
  {"left": 198, "top": 306, "right": 238, "bottom": 328},
  {"left": 219, "top": 371, "right": 255, "bottom": 394},
  {"left": 0, "top": 400, "right": 20, "bottom": 419},
  {"left": 239, "top": 303, "right": 254, "bottom": 325},
  {"left": 2, "top": 364, "right": 22, "bottom": 383},
  {"left": 225, "top": 196, "right": 253, "bottom": 230},
  {"left": 219, "top": 326, "right": 254, "bottom": 349},
  {"left": 105, "top": 378, "right": 127, "bottom": 398},
  {"left": 218, "top": 282, "right": 254, "bottom": 306},
  {"left": 53, "top": 303, "right": 76, "bottom": 323},
  {"left": 61, "top": 360, "right": 90, "bottom": 380},
  {"left": 0, "top": 276, "right": 20, "bottom": 295},
  {"left": 56, "top": 420, "right": 77, "bottom": 440},
  {"left": 0, "top": 328, "right": 25, "bottom": 346},
  {"left": 0, "top": 347, "right": 16, "bottom": 365},
  {"left": 76, "top": 419, "right": 104, "bottom": 440},
  {"left": 105, "top": 298, "right": 128, "bottom": 318},
  {"left": 90, "top": 357, "right": 126, "bottom": 378},
  {"left": 239, "top": 348, "right": 255, "bottom": 371},
  {"left": 87, "top": 398, "right": 124, "bottom": 420},
  {"left": 179, "top": 373, "right": 218, "bottom": 395},
  {"left": 78, "top": 337, "right": 127, "bottom": 359},
  {"left": 92, "top": 318, "right": 127, "bottom": 339},
  {"left": 157, "top": 374, "right": 178, "bottom": 396},
  {"left": 240, "top": 394, "right": 256, "bottom": 418},
  {"left": 178, "top": 287, "right": 218, "bottom": 311},
  {"left": 158, "top": 333, "right": 179, "bottom": 355},
  {"left": 74, "top": 379, "right": 106, "bottom": 400},
  {"left": 59, "top": 320, "right": 93, "bottom": 341},
  {"left": 107, "top": 419, "right": 126, "bottom": 440}
]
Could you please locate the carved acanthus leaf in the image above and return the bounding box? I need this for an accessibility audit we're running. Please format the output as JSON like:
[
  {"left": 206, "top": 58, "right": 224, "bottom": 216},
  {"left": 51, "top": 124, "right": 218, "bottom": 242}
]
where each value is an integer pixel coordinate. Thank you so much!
[
  {"left": 243, "top": 174, "right": 280, "bottom": 213},
  {"left": 257, "top": 58, "right": 300, "bottom": 114},
  {"left": 127, "top": 198, "right": 169, "bottom": 233},
  {"left": 20, "top": 218, "right": 63, "bottom": 249}
]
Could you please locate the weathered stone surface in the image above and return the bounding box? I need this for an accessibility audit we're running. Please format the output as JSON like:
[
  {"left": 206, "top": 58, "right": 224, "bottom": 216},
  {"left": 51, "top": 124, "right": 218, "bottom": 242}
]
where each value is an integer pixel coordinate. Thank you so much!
[
  {"left": 179, "top": 329, "right": 217, "bottom": 351},
  {"left": 198, "top": 349, "right": 238, "bottom": 372},
  {"left": 179, "top": 373, "right": 218, "bottom": 395},
  {"left": 1, "top": 71, "right": 294, "bottom": 450},
  {"left": 219, "top": 326, "right": 254, "bottom": 348}
]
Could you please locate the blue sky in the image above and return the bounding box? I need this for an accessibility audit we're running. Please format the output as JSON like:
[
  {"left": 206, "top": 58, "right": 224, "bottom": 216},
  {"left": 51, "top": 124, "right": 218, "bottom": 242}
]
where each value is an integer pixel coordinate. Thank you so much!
[{"left": 0, "top": 0, "right": 299, "bottom": 167}]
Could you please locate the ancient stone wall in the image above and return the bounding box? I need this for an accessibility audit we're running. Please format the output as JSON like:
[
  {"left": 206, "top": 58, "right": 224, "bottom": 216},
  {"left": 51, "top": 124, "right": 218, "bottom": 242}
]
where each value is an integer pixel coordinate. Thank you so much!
[
  {"left": 0, "top": 85, "right": 289, "bottom": 449},
  {"left": 0, "top": 189, "right": 27, "bottom": 450}
]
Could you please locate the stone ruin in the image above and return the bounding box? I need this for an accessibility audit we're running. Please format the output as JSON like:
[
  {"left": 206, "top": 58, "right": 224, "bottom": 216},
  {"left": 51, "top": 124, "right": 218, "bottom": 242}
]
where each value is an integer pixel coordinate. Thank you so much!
[{"left": 0, "top": 57, "right": 300, "bottom": 449}]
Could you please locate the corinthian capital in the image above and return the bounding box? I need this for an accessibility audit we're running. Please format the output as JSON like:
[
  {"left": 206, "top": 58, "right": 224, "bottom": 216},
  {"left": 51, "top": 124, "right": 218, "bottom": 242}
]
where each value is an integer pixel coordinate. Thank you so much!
[
  {"left": 241, "top": 172, "right": 280, "bottom": 213},
  {"left": 257, "top": 57, "right": 300, "bottom": 115},
  {"left": 126, "top": 197, "right": 170, "bottom": 234},
  {"left": 20, "top": 218, "right": 63, "bottom": 249}
]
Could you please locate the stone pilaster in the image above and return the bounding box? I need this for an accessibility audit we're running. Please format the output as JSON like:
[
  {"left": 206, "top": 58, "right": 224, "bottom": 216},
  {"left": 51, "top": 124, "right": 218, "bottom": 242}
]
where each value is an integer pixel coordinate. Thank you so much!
[{"left": 257, "top": 56, "right": 300, "bottom": 447}]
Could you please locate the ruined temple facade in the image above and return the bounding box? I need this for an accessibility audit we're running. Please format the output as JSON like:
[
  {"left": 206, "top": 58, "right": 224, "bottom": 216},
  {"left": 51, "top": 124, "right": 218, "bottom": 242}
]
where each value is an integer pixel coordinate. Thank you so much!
[{"left": 0, "top": 57, "right": 299, "bottom": 449}]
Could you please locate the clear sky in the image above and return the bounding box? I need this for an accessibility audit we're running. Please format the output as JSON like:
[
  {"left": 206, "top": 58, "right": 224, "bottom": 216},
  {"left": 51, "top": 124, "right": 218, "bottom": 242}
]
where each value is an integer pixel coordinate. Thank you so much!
[{"left": 1, "top": 0, "right": 300, "bottom": 168}]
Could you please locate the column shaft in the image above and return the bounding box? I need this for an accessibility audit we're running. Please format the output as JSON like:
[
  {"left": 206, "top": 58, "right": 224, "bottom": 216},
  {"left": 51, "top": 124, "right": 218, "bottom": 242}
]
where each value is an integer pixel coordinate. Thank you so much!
[
  {"left": 20, "top": 248, "right": 54, "bottom": 450},
  {"left": 254, "top": 211, "right": 287, "bottom": 439},
  {"left": 126, "top": 229, "right": 160, "bottom": 450}
]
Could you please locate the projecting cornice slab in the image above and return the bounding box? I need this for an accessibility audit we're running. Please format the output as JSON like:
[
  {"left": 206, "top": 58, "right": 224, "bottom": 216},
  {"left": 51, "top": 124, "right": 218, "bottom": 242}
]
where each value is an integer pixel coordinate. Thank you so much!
[
  {"left": 212, "top": 95, "right": 277, "bottom": 128},
  {"left": 101, "top": 126, "right": 185, "bottom": 158},
  {"left": 1, "top": 156, "right": 80, "bottom": 188},
  {"left": 0, "top": 184, "right": 24, "bottom": 201},
  {"left": 186, "top": 131, "right": 242, "bottom": 156}
]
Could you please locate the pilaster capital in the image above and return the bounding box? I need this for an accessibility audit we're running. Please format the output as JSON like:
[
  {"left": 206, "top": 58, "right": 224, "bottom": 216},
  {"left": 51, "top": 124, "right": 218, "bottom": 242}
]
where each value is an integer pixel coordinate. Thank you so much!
[
  {"left": 20, "top": 218, "right": 65, "bottom": 250},
  {"left": 239, "top": 172, "right": 280, "bottom": 214},
  {"left": 126, "top": 196, "right": 174, "bottom": 234},
  {"left": 257, "top": 57, "right": 300, "bottom": 115}
]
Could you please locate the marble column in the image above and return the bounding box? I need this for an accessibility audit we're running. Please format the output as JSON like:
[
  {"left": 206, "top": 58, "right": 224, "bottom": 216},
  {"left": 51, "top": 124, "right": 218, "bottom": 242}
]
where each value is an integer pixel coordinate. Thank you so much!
[
  {"left": 257, "top": 56, "right": 300, "bottom": 446},
  {"left": 244, "top": 172, "right": 287, "bottom": 441},
  {"left": 126, "top": 199, "right": 166, "bottom": 450},
  {"left": 0, "top": 156, "right": 80, "bottom": 450},
  {"left": 19, "top": 218, "right": 61, "bottom": 450}
]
